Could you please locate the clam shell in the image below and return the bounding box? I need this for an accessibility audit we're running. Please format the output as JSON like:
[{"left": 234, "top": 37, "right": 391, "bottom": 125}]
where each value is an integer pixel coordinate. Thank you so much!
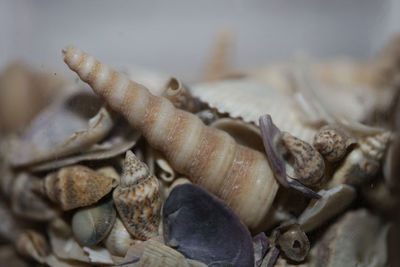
[
  {"left": 163, "top": 184, "right": 254, "bottom": 267},
  {"left": 10, "top": 90, "right": 115, "bottom": 167},
  {"left": 191, "top": 79, "right": 316, "bottom": 143},
  {"left": 43, "top": 165, "right": 115, "bottom": 210},
  {"left": 298, "top": 184, "right": 356, "bottom": 232},
  {"left": 72, "top": 197, "right": 116, "bottom": 246}
]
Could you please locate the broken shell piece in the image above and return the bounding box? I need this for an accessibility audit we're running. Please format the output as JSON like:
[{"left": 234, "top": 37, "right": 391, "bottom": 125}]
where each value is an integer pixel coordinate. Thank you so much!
[
  {"left": 330, "top": 131, "right": 392, "bottom": 187},
  {"left": 163, "top": 77, "right": 202, "bottom": 112},
  {"left": 72, "top": 197, "right": 116, "bottom": 246},
  {"left": 12, "top": 173, "right": 57, "bottom": 221},
  {"left": 104, "top": 217, "right": 139, "bottom": 257},
  {"left": 39, "top": 165, "right": 115, "bottom": 210},
  {"left": 163, "top": 184, "right": 254, "bottom": 267},
  {"left": 124, "top": 239, "right": 207, "bottom": 267},
  {"left": 272, "top": 223, "right": 310, "bottom": 262},
  {"left": 113, "top": 151, "right": 162, "bottom": 240},
  {"left": 298, "top": 184, "right": 356, "bottom": 232},
  {"left": 16, "top": 230, "right": 50, "bottom": 261},
  {"left": 253, "top": 232, "right": 270, "bottom": 267},
  {"left": 148, "top": 149, "right": 176, "bottom": 183},
  {"left": 49, "top": 217, "right": 72, "bottom": 238},
  {"left": 313, "top": 125, "right": 356, "bottom": 162},
  {"left": 30, "top": 120, "right": 141, "bottom": 172},
  {"left": 259, "top": 114, "right": 321, "bottom": 198},
  {"left": 210, "top": 118, "right": 264, "bottom": 152},
  {"left": 167, "top": 177, "right": 191, "bottom": 196},
  {"left": 10, "top": 90, "right": 115, "bottom": 167},
  {"left": 312, "top": 209, "right": 389, "bottom": 267}
]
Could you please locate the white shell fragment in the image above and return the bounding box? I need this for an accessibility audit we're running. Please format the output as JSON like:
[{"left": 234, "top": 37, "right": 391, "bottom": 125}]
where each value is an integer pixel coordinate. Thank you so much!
[
  {"left": 298, "top": 184, "right": 356, "bottom": 232},
  {"left": 191, "top": 79, "right": 317, "bottom": 143},
  {"left": 10, "top": 90, "right": 115, "bottom": 167}
]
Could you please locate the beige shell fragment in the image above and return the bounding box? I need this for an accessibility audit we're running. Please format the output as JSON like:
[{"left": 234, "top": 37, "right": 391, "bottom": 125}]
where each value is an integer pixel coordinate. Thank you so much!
[
  {"left": 126, "top": 240, "right": 207, "bottom": 267},
  {"left": 104, "top": 217, "right": 139, "bottom": 257},
  {"left": 10, "top": 90, "right": 115, "bottom": 167},
  {"left": 311, "top": 209, "right": 389, "bottom": 267},
  {"left": 42, "top": 165, "right": 115, "bottom": 210},
  {"left": 298, "top": 184, "right": 356, "bottom": 232},
  {"left": 191, "top": 79, "right": 317, "bottom": 143}
]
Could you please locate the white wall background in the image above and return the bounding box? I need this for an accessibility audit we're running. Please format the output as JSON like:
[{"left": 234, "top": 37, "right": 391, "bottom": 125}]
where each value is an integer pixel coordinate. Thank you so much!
[{"left": 1, "top": 0, "right": 399, "bottom": 81}]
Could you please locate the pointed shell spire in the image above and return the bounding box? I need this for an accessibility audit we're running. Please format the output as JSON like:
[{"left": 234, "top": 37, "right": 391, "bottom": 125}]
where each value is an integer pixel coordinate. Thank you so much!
[{"left": 113, "top": 151, "right": 162, "bottom": 240}]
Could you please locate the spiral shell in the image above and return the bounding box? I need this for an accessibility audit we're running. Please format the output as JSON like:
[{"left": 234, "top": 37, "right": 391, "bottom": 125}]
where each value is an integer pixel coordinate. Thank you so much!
[
  {"left": 63, "top": 45, "right": 279, "bottom": 230},
  {"left": 39, "top": 165, "right": 116, "bottom": 210},
  {"left": 113, "top": 151, "right": 162, "bottom": 240},
  {"left": 313, "top": 125, "right": 356, "bottom": 162},
  {"left": 330, "top": 131, "right": 392, "bottom": 187}
]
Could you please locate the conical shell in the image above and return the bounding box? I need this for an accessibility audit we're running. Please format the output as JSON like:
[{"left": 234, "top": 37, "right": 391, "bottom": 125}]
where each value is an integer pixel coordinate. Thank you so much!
[
  {"left": 63, "top": 45, "right": 279, "bottom": 230},
  {"left": 42, "top": 165, "right": 115, "bottom": 210},
  {"left": 113, "top": 151, "right": 162, "bottom": 240}
]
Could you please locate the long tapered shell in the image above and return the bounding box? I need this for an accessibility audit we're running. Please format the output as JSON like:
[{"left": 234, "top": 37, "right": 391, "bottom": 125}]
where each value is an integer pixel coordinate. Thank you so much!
[
  {"left": 113, "top": 151, "right": 162, "bottom": 240},
  {"left": 63, "top": 45, "right": 279, "bottom": 230},
  {"left": 42, "top": 165, "right": 115, "bottom": 210}
]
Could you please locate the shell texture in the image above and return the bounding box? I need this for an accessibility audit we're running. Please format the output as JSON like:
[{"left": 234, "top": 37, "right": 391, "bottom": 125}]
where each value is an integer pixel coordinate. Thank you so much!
[
  {"left": 63, "top": 45, "right": 279, "bottom": 230},
  {"left": 113, "top": 151, "right": 162, "bottom": 240},
  {"left": 191, "top": 79, "right": 317, "bottom": 143},
  {"left": 330, "top": 131, "right": 392, "bottom": 187},
  {"left": 104, "top": 217, "right": 138, "bottom": 257},
  {"left": 41, "top": 165, "right": 115, "bottom": 210},
  {"left": 273, "top": 223, "right": 310, "bottom": 262},
  {"left": 313, "top": 125, "right": 356, "bottom": 162},
  {"left": 72, "top": 197, "right": 116, "bottom": 246}
]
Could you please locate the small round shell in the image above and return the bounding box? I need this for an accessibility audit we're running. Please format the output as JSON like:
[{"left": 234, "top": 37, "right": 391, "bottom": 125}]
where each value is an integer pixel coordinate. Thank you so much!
[
  {"left": 113, "top": 151, "right": 162, "bottom": 240},
  {"left": 273, "top": 223, "right": 310, "bottom": 262},
  {"left": 41, "top": 165, "right": 115, "bottom": 210},
  {"left": 72, "top": 197, "right": 116, "bottom": 246},
  {"left": 104, "top": 217, "right": 139, "bottom": 257},
  {"left": 313, "top": 125, "right": 356, "bottom": 162}
]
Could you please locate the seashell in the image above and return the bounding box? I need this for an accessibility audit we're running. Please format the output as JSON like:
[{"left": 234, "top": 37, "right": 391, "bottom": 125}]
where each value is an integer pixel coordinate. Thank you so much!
[
  {"left": 16, "top": 230, "right": 50, "bottom": 262},
  {"left": 162, "top": 77, "right": 203, "bottom": 113},
  {"left": 383, "top": 134, "right": 400, "bottom": 189},
  {"left": 191, "top": 79, "right": 317, "bottom": 143},
  {"left": 329, "top": 131, "right": 392, "bottom": 187},
  {"left": 125, "top": 239, "right": 207, "bottom": 267},
  {"left": 63, "top": 46, "right": 279, "bottom": 230},
  {"left": 30, "top": 119, "right": 141, "bottom": 172},
  {"left": 253, "top": 232, "right": 270, "bottom": 267},
  {"left": 163, "top": 184, "right": 254, "bottom": 267},
  {"left": 362, "top": 179, "right": 400, "bottom": 216},
  {"left": 10, "top": 89, "right": 116, "bottom": 167},
  {"left": 72, "top": 197, "right": 116, "bottom": 246},
  {"left": 195, "top": 109, "right": 219, "bottom": 125},
  {"left": 113, "top": 151, "right": 162, "bottom": 240},
  {"left": 167, "top": 177, "right": 191, "bottom": 196},
  {"left": 210, "top": 118, "right": 264, "bottom": 152},
  {"left": 313, "top": 125, "right": 356, "bottom": 162},
  {"left": 311, "top": 209, "right": 390, "bottom": 267},
  {"left": 148, "top": 148, "right": 176, "bottom": 183},
  {"left": 281, "top": 132, "right": 325, "bottom": 186},
  {"left": 298, "top": 184, "right": 356, "bottom": 232},
  {"left": 49, "top": 217, "right": 72, "bottom": 238},
  {"left": 38, "top": 165, "right": 116, "bottom": 210},
  {"left": 272, "top": 223, "right": 310, "bottom": 262},
  {"left": 11, "top": 173, "right": 57, "bottom": 221},
  {"left": 104, "top": 217, "right": 139, "bottom": 257}
]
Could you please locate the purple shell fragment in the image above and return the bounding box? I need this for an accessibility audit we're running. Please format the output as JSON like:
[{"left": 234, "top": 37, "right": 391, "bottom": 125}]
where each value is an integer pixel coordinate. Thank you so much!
[
  {"left": 253, "top": 232, "right": 270, "bottom": 267},
  {"left": 163, "top": 184, "right": 254, "bottom": 267},
  {"left": 259, "top": 114, "right": 321, "bottom": 199}
]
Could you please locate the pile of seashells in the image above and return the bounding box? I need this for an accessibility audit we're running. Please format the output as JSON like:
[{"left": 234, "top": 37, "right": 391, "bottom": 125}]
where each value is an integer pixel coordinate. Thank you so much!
[{"left": 0, "top": 33, "right": 400, "bottom": 267}]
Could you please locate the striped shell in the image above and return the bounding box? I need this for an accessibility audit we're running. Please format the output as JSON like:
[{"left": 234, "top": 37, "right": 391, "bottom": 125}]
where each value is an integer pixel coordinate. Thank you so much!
[
  {"left": 113, "top": 151, "right": 162, "bottom": 240},
  {"left": 63, "top": 45, "right": 279, "bottom": 231},
  {"left": 191, "top": 79, "right": 317, "bottom": 143}
]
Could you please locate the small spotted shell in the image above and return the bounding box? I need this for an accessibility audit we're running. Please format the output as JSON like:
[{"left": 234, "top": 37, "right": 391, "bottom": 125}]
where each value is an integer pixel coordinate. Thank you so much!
[
  {"left": 39, "top": 165, "right": 116, "bottom": 210},
  {"left": 313, "top": 125, "right": 356, "bottom": 162},
  {"left": 330, "top": 131, "right": 392, "bottom": 187},
  {"left": 113, "top": 151, "right": 162, "bottom": 240}
]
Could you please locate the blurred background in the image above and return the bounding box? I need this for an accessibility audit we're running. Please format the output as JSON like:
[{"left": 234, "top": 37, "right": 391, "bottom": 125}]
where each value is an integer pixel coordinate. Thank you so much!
[{"left": 1, "top": 0, "right": 400, "bottom": 81}]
